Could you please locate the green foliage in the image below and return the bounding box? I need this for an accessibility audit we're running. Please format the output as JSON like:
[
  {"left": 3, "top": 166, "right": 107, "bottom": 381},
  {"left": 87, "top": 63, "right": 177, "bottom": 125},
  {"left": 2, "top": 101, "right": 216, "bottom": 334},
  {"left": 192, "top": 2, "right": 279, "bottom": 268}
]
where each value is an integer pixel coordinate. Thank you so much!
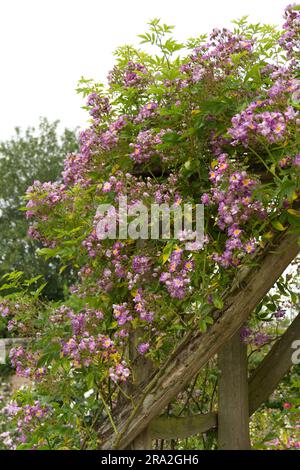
[
  {"left": 0, "top": 118, "right": 78, "bottom": 300},
  {"left": 1, "top": 8, "right": 300, "bottom": 450}
]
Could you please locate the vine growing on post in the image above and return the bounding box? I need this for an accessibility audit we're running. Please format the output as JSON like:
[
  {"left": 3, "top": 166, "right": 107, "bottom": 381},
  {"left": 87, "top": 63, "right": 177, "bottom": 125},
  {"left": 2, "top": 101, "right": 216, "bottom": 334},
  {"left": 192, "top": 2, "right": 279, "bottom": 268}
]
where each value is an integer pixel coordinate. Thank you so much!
[{"left": 0, "top": 4, "right": 300, "bottom": 450}]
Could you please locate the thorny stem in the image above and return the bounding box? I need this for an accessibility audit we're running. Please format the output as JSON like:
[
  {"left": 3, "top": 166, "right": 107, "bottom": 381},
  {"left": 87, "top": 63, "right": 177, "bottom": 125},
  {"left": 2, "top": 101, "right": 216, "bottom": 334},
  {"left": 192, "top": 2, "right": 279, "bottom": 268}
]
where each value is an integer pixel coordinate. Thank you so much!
[
  {"left": 99, "top": 391, "right": 119, "bottom": 437},
  {"left": 248, "top": 145, "right": 281, "bottom": 183}
]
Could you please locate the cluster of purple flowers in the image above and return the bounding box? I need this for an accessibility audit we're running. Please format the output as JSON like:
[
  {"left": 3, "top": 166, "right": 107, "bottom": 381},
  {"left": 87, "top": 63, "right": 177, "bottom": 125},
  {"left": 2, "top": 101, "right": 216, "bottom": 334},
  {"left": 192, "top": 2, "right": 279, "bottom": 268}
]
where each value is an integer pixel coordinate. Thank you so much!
[
  {"left": 205, "top": 28, "right": 253, "bottom": 60},
  {"left": 274, "top": 309, "right": 287, "bottom": 319},
  {"left": 49, "top": 305, "right": 73, "bottom": 324},
  {"left": 240, "top": 327, "right": 271, "bottom": 347},
  {"left": 113, "top": 303, "right": 133, "bottom": 326},
  {"left": 84, "top": 208, "right": 129, "bottom": 260},
  {"left": 137, "top": 342, "right": 150, "bottom": 355},
  {"left": 279, "top": 5, "right": 300, "bottom": 61},
  {"left": 6, "top": 318, "right": 24, "bottom": 333},
  {"left": 97, "top": 267, "right": 113, "bottom": 293},
  {"left": 180, "top": 63, "right": 206, "bottom": 84},
  {"left": 267, "top": 438, "right": 300, "bottom": 450},
  {"left": 102, "top": 173, "right": 126, "bottom": 194},
  {"left": 10, "top": 401, "right": 49, "bottom": 447},
  {"left": 159, "top": 248, "right": 193, "bottom": 299},
  {"left": 103, "top": 171, "right": 178, "bottom": 204},
  {"left": 62, "top": 114, "right": 128, "bottom": 188},
  {"left": 180, "top": 28, "right": 253, "bottom": 84},
  {"left": 61, "top": 332, "right": 116, "bottom": 367},
  {"left": 67, "top": 307, "right": 104, "bottom": 335},
  {"left": 227, "top": 66, "right": 299, "bottom": 148},
  {"left": 132, "top": 255, "right": 151, "bottom": 275},
  {"left": 0, "top": 300, "right": 10, "bottom": 317},
  {"left": 129, "top": 129, "right": 164, "bottom": 163},
  {"left": 98, "top": 115, "right": 129, "bottom": 152},
  {"left": 27, "top": 222, "right": 55, "bottom": 247},
  {"left": 124, "top": 61, "right": 148, "bottom": 87},
  {"left": 86, "top": 93, "right": 111, "bottom": 122},
  {"left": 62, "top": 150, "right": 93, "bottom": 187},
  {"left": 113, "top": 61, "right": 148, "bottom": 88},
  {"left": 294, "top": 154, "right": 300, "bottom": 166},
  {"left": 229, "top": 106, "right": 289, "bottom": 146},
  {"left": 97, "top": 128, "right": 119, "bottom": 151},
  {"left": 0, "top": 431, "right": 15, "bottom": 449},
  {"left": 9, "top": 346, "right": 44, "bottom": 380},
  {"left": 1, "top": 400, "right": 50, "bottom": 449},
  {"left": 109, "top": 361, "right": 130, "bottom": 383},
  {"left": 110, "top": 242, "right": 128, "bottom": 278},
  {"left": 52, "top": 303, "right": 132, "bottom": 382},
  {"left": 25, "top": 181, "right": 67, "bottom": 218},
  {"left": 268, "top": 74, "right": 300, "bottom": 101},
  {"left": 82, "top": 227, "right": 102, "bottom": 258},
  {"left": 135, "top": 102, "right": 158, "bottom": 123},
  {"left": 21, "top": 402, "right": 49, "bottom": 423},
  {"left": 133, "top": 289, "right": 154, "bottom": 323},
  {"left": 202, "top": 154, "right": 265, "bottom": 268}
]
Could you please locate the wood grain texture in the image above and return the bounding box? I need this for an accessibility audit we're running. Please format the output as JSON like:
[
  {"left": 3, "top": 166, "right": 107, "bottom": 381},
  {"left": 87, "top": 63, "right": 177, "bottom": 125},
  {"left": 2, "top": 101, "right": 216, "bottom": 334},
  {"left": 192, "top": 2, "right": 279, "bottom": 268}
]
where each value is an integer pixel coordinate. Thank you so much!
[
  {"left": 99, "top": 233, "right": 299, "bottom": 449},
  {"left": 248, "top": 311, "right": 300, "bottom": 415},
  {"left": 148, "top": 312, "right": 300, "bottom": 440},
  {"left": 149, "top": 413, "right": 217, "bottom": 440},
  {"left": 218, "top": 330, "right": 250, "bottom": 449}
]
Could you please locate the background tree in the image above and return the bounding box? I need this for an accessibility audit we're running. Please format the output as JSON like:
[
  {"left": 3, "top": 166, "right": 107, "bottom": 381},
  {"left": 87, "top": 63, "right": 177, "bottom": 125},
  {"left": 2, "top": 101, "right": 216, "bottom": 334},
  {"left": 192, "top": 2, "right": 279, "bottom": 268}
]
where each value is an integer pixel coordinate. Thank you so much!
[{"left": 0, "top": 118, "right": 78, "bottom": 300}]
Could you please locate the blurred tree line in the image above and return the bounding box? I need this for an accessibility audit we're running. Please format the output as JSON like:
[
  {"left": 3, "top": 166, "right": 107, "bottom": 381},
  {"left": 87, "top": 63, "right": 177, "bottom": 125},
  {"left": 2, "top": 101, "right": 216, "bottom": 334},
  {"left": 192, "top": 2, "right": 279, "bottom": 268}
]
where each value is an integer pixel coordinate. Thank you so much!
[{"left": 0, "top": 118, "right": 79, "bottom": 300}]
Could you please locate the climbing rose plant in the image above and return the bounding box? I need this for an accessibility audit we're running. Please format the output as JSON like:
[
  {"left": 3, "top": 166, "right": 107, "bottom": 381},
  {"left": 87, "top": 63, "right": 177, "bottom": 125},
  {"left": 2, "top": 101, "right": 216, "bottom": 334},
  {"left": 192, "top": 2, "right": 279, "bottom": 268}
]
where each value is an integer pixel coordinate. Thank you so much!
[{"left": 1, "top": 4, "right": 300, "bottom": 449}]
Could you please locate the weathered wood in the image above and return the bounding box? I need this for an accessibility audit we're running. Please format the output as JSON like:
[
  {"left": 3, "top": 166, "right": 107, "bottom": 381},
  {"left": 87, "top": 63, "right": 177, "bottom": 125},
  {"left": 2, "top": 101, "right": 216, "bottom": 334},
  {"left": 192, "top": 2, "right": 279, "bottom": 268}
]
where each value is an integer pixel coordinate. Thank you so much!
[
  {"left": 149, "top": 413, "right": 217, "bottom": 440},
  {"left": 0, "top": 337, "right": 28, "bottom": 359},
  {"left": 126, "top": 329, "right": 154, "bottom": 450},
  {"left": 0, "top": 338, "right": 28, "bottom": 347},
  {"left": 129, "top": 427, "right": 152, "bottom": 449},
  {"left": 99, "top": 233, "right": 299, "bottom": 449},
  {"left": 218, "top": 329, "right": 250, "bottom": 449},
  {"left": 248, "top": 312, "right": 300, "bottom": 415},
  {"left": 149, "top": 312, "right": 300, "bottom": 440}
]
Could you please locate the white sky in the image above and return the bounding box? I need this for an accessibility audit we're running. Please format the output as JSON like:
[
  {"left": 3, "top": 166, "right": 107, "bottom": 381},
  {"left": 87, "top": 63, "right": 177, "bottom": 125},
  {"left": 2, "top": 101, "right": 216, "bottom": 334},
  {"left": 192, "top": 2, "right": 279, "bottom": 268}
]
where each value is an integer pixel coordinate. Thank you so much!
[{"left": 0, "top": 0, "right": 290, "bottom": 140}]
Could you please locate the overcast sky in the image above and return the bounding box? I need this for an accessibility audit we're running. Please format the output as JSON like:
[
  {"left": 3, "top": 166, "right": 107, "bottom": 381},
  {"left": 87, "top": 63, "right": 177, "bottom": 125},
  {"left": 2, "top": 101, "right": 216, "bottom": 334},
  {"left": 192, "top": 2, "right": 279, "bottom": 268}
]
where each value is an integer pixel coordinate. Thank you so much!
[{"left": 0, "top": 0, "right": 290, "bottom": 140}]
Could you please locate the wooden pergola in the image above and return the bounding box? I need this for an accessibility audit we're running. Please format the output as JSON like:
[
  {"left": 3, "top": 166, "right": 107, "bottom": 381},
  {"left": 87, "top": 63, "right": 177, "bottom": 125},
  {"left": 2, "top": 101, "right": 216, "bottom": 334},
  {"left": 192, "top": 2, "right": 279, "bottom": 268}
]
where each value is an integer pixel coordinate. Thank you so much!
[
  {"left": 2, "top": 232, "right": 299, "bottom": 450},
  {"left": 96, "top": 232, "right": 300, "bottom": 449}
]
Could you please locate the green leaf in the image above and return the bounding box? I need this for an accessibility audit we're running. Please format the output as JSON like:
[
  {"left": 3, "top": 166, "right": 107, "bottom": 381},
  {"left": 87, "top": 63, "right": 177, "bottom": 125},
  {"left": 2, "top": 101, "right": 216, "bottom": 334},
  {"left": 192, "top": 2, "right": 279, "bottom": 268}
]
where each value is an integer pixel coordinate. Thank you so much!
[
  {"left": 31, "top": 282, "right": 48, "bottom": 298},
  {"left": 212, "top": 293, "right": 224, "bottom": 309},
  {"left": 199, "top": 319, "right": 207, "bottom": 332},
  {"left": 271, "top": 220, "right": 287, "bottom": 231},
  {"left": 205, "top": 316, "right": 214, "bottom": 325},
  {"left": 162, "top": 242, "right": 174, "bottom": 264},
  {"left": 22, "top": 275, "right": 43, "bottom": 286},
  {"left": 287, "top": 209, "right": 300, "bottom": 217}
]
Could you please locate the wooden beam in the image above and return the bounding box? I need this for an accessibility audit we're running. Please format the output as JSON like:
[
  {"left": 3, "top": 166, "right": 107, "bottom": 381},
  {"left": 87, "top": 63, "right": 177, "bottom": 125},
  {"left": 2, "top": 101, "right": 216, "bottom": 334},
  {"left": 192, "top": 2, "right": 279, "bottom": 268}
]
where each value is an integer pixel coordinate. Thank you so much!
[
  {"left": 149, "top": 413, "right": 217, "bottom": 440},
  {"left": 248, "top": 311, "right": 300, "bottom": 415},
  {"left": 218, "top": 329, "right": 250, "bottom": 449},
  {"left": 99, "top": 233, "right": 299, "bottom": 449},
  {"left": 148, "top": 312, "right": 300, "bottom": 440}
]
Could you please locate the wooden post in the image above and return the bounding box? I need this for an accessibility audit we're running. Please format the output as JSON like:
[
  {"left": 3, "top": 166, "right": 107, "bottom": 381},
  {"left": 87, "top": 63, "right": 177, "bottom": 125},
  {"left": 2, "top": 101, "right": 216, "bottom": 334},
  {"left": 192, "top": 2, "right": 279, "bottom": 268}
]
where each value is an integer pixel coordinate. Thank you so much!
[
  {"left": 218, "top": 329, "right": 251, "bottom": 450},
  {"left": 148, "top": 313, "right": 300, "bottom": 441},
  {"left": 99, "top": 233, "right": 299, "bottom": 449},
  {"left": 127, "top": 329, "right": 154, "bottom": 450},
  {"left": 130, "top": 427, "right": 152, "bottom": 450}
]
